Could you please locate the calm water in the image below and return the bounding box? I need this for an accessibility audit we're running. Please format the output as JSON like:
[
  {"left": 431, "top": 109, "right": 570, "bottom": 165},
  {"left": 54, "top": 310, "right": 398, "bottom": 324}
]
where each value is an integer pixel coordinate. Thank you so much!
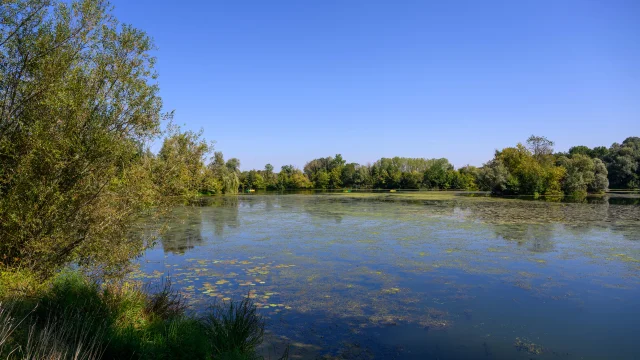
[{"left": 133, "top": 193, "right": 640, "bottom": 359}]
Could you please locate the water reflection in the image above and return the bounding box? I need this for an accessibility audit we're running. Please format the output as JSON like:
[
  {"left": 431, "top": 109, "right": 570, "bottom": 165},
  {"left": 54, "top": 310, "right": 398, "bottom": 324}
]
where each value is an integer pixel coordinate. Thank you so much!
[
  {"left": 159, "top": 197, "right": 240, "bottom": 253},
  {"left": 204, "top": 196, "right": 239, "bottom": 237},
  {"left": 492, "top": 224, "right": 555, "bottom": 253},
  {"left": 159, "top": 207, "right": 204, "bottom": 254},
  {"left": 134, "top": 194, "right": 640, "bottom": 359}
]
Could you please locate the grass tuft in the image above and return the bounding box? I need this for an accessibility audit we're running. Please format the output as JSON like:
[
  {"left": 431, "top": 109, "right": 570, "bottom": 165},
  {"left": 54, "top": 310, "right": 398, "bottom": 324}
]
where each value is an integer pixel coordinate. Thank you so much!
[{"left": 204, "top": 298, "right": 265, "bottom": 359}]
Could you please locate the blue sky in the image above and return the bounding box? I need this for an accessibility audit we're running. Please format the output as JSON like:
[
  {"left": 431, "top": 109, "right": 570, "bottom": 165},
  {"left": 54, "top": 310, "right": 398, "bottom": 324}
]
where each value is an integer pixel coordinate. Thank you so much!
[{"left": 110, "top": 0, "right": 639, "bottom": 170}]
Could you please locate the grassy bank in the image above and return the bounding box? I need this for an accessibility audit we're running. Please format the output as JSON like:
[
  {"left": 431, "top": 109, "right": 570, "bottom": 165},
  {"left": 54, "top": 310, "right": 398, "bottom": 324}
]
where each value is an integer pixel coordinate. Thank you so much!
[{"left": 0, "top": 270, "right": 280, "bottom": 360}]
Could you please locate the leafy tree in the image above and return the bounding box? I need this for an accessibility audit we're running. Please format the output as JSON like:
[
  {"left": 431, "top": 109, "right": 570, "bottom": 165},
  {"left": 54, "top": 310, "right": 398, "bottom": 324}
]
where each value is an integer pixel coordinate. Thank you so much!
[
  {"left": 604, "top": 137, "right": 640, "bottom": 189},
  {"left": 340, "top": 163, "right": 358, "bottom": 188},
  {"left": 263, "top": 164, "right": 276, "bottom": 189},
  {"left": 208, "top": 152, "right": 240, "bottom": 194},
  {"left": 243, "top": 170, "right": 266, "bottom": 190},
  {"left": 276, "top": 165, "right": 312, "bottom": 190},
  {"left": 477, "top": 159, "right": 510, "bottom": 194},
  {"left": 591, "top": 146, "right": 609, "bottom": 159},
  {"left": 527, "top": 135, "right": 554, "bottom": 163},
  {"left": 226, "top": 158, "right": 241, "bottom": 173},
  {"left": 304, "top": 154, "right": 346, "bottom": 188},
  {"left": 458, "top": 165, "right": 480, "bottom": 190},
  {"left": 314, "top": 170, "right": 330, "bottom": 189},
  {"left": 423, "top": 159, "right": 454, "bottom": 189},
  {"left": 489, "top": 141, "right": 567, "bottom": 195},
  {"left": 155, "top": 125, "right": 212, "bottom": 198},
  {"left": 568, "top": 145, "right": 592, "bottom": 158},
  {"left": 0, "top": 0, "right": 165, "bottom": 275},
  {"left": 589, "top": 158, "right": 609, "bottom": 193},
  {"left": 559, "top": 154, "right": 595, "bottom": 196},
  {"left": 355, "top": 164, "right": 372, "bottom": 188},
  {"left": 401, "top": 171, "right": 423, "bottom": 189},
  {"left": 329, "top": 167, "right": 343, "bottom": 188}
]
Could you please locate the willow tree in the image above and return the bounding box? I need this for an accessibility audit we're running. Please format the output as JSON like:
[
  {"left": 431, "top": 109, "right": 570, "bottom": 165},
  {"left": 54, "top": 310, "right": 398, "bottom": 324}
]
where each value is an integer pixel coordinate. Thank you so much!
[
  {"left": 0, "top": 0, "right": 166, "bottom": 276},
  {"left": 155, "top": 125, "right": 212, "bottom": 198},
  {"left": 208, "top": 152, "right": 240, "bottom": 194}
]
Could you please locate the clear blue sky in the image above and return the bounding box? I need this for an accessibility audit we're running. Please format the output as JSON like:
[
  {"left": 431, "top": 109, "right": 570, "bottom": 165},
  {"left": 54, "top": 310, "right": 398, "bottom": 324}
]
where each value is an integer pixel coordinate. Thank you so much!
[{"left": 110, "top": 0, "right": 639, "bottom": 171}]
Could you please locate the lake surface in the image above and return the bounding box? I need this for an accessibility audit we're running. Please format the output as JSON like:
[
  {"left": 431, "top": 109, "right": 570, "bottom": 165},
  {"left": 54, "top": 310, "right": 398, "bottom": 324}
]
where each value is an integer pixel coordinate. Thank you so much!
[{"left": 133, "top": 193, "right": 640, "bottom": 359}]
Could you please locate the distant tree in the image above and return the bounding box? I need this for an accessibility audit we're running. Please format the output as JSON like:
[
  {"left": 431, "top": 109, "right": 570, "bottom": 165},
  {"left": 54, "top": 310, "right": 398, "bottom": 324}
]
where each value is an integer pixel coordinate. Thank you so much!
[
  {"left": 458, "top": 165, "right": 480, "bottom": 190},
  {"left": 341, "top": 163, "right": 358, "bottom": 188},
  {"left": 605, "top": 138, "right": 640, "bottom": 189},
  {"left": 226, "top": 158, "right": 241, "bottom": 172},
  {"left": 329, "top": 167, "right": 343, "bottom": 188},
  {"left": 332, "top": 154, "right": 346, "bottom": 168},
  {"left": 527, "top": 135, "right": 554, "bottom": 163},
  {"left": 568, "top": 145, "right": 592, "bottom": 157},
  {"left": 276, "top": 165, "right": 312, "bottom": 190},
  {"left": 423, "top": 159, "right": 454, "bottom": 189},
  {"left": 243, "top": 170, "right": 266, "bottom": 190},
  {"left": 263, "top": 164, "right": 276, "bottom": 189},
  {"left": 477, "top": 159, "right": 510, "bottom": 194},
  {"left": 265, "top": 163, "right": 274, "bottom": 174},
  {"left": 356, "top": 164, "right": 372, "bottom": 188},
  {"left": 401, "top": 171, "right": 423, "bottom": 189},
  {"left": 208, "top": 152, "right": 240, "bottom": 194},
  {"left": 456, "top": 165, "right": 479, "bottom": 190},
  {"left": 156, "top": 125, "right": 212, "bottom": 197},
  {"left": 591, "top": 146, "right": 609, "bottom": 159},
  {"left": 589, "top": 158, "right": 609, "bottom": 193},
  {"left": 314, "top": 170, "right": 330, "bottom": 189}
]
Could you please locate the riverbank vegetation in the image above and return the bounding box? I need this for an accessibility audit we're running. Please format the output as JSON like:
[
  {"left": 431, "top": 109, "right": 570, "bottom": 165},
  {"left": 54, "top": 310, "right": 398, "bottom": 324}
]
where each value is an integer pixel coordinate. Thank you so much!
[
  {"left": 147, "top": 130, "right": 638, "bottom": 196},
  {"left": 0, "top": 271, "right": 270, "bottom": 360}
]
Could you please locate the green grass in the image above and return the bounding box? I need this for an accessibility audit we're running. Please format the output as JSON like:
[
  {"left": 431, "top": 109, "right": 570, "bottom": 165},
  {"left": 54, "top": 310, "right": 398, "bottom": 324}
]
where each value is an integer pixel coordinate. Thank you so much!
[
  {"left": 204, "top": 298, "right": 265, "bottom": 359},
  {"left": 0, "top": 270, "right": 283, "bottom": 360}
]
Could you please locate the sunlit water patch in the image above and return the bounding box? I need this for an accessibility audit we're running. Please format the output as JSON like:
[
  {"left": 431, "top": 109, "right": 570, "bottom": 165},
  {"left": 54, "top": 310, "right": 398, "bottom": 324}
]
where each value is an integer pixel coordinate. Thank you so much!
[{"left": 132, "top": 194, "right": 640, "bottom": 359}]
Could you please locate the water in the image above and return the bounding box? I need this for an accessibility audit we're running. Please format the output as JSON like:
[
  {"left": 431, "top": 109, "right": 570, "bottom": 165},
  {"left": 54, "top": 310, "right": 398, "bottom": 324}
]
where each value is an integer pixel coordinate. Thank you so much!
[{"left": 133, "top": 193, "right": 640, "bottom": 359}]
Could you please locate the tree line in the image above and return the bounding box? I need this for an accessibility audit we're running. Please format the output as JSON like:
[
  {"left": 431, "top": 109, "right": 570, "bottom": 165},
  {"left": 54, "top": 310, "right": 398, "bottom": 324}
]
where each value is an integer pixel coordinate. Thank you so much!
[{"left": 153, "top": 129, "right": 639, "bottom": 198}]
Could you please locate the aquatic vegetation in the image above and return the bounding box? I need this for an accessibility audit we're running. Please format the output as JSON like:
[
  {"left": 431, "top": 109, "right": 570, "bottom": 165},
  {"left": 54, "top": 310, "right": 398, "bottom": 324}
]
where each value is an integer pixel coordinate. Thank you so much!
[
  {"left": 611, "top": 253, "right": 639, "bottom": 263},
  {"left": 128, "top": 194, "right": 640, "bottom": 358},
  {"left": 381, "top": 287, "right": 401, "bottom": 294},
  {"left": 514, "top": 337, "right": 544, "bottom": 355}
]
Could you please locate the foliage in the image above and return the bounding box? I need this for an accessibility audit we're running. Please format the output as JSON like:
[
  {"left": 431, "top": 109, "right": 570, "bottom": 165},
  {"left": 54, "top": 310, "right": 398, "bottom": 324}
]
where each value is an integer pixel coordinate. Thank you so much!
[
  {"left": 0, "top": 0, "right": 165, "bottom": 276},
  {"left": 275, "top": 165, "right": 313, "bottom": 190},
  {"left": 590, "top": 158, "right": 609, "bottom": 193},
  {"left": 604, "top": 137, "right": 640, "bottom": 189},
  {"left": 240, "top": 170, "right": 266, "bottom": 191},
  {"left": 479, "top": 136, "right": 610, "bottom": 196},
  {"left": 154, "top": 124, "right": 213, "bottom": 199},
  {"left": 558, "top": 137, "right": 637, "bottom": 189},
  {"left": 208, "top": 152, "right": 241, "bottom": 194},
  {"left": 526, "top": 135, "right": 554, "bottom": 164},
  {"left": 558, "top": 154, "right": 595, "bottom": 196},
  {"left": 477, "top": 159, "right": 510, "bottom": 194},
  {"left": 303, "top": 154, "right": 346, "bottom": 189}
]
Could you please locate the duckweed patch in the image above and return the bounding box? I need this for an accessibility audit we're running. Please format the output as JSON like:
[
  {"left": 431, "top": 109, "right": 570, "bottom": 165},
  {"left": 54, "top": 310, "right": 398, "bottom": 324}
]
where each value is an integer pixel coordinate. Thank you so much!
[{"left": 514, "top": 337, "right": 544, "bottom": 355}]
